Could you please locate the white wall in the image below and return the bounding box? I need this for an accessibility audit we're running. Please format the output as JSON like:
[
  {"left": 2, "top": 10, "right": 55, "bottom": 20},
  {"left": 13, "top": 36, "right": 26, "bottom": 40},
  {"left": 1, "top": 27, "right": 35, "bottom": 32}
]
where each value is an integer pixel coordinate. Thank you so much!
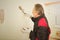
[{"left": 0, "top": 0, "right": 60, "bottom": 40}]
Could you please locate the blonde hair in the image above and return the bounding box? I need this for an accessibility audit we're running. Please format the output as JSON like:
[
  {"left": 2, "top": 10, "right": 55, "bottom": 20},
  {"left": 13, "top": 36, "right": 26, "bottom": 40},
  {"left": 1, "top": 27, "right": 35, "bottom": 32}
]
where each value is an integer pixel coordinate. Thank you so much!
[{"left": 34, "top": 4, "right": 44, "bottom": 15}]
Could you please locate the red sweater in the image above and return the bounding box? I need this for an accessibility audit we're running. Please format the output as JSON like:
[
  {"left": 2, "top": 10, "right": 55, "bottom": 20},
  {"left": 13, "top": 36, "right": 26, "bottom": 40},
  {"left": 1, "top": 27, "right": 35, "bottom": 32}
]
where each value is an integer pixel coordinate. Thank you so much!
[{"left": 30, "top": 14, "right": 51, "bottom": 40}]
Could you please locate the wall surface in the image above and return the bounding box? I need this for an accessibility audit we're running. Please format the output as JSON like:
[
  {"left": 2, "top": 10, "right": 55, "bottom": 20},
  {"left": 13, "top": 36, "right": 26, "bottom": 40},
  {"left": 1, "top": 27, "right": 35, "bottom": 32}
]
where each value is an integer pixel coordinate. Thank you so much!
[{"left": 0, "top": 0, "right": 60, "bottom": 40}]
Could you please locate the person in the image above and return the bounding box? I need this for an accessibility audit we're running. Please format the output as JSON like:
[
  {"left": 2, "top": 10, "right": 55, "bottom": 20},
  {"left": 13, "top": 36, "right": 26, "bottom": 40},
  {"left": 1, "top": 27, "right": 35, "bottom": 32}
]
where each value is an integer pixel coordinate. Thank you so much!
[
  {"left": 19, "top": 4, "right": 51, "bottom": 40},
  {"left": 29, "top": 4, "right": 51, "bottom": 40}
]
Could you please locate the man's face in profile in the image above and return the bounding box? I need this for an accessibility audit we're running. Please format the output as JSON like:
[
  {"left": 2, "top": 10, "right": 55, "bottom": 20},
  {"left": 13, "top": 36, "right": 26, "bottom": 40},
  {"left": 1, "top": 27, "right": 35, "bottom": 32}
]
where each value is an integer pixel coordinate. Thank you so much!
[{"left": 32, "top": 8, "right": 39, "bottom": 18}]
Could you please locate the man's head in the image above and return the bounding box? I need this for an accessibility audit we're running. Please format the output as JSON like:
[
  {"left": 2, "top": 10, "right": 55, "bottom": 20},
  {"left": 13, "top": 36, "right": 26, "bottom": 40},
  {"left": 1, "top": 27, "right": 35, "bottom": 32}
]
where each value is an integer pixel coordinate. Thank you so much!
[{"left": 32, "top": 4, "right": 44, "bottom": 18}]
